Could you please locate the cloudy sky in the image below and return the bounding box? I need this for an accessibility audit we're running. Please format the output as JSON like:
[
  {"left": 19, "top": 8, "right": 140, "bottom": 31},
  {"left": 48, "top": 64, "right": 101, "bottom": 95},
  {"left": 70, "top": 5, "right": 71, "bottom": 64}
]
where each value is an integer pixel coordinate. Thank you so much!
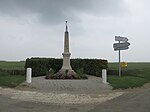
[{"left": 0, "top": 0, "right": 150, "bottom": 62}]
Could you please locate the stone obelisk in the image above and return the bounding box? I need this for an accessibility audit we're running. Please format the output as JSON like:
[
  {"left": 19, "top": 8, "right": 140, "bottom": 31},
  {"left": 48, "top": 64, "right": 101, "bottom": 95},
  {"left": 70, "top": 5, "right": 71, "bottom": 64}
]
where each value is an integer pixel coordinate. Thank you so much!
[
  {"left": 61, "top": 21, "right": 72, "bottom": 70},
  {"left": 59, "top": 21, "right": 76, "bottom": 75}
]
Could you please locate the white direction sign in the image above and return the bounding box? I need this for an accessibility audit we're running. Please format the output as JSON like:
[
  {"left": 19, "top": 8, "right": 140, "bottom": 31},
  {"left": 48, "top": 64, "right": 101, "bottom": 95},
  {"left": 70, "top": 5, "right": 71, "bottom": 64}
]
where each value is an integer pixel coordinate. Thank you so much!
[
  {"left": 114, "top": 46, "right": 129, "bottom": 51},
  {"left": 115, "top": 36, "right": 128, "bottom": 42},
  {"left": 113, "top": 42, "right": 130, "bottom": 48}
]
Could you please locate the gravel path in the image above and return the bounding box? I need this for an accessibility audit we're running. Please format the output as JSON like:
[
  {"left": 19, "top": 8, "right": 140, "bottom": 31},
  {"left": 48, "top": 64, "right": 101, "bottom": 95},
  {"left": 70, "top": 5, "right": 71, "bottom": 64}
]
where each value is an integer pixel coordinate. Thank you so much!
[
  {"left": 0, "top": 75, "right": 124, "bottom": 104},
  {"left": 18, "top": 75, "right": 112, "bottom": 94},
  {"left": 0, "top": 87, "right": 124, "bottom": 104}
]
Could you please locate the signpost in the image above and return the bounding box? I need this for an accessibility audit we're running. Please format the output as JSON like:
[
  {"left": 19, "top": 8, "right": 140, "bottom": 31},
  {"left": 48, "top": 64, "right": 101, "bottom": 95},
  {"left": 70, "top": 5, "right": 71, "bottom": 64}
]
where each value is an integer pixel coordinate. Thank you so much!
[
  {"left": 115, "top": 36, "right": 128, "bottom": 42},
  {"left": 113, "top": 42, "right": 130, "bottom": 49},
  {"left": 113, "top": 36, "right": 130, "bottom": 77},
  {"left": 114, "top": 47, "right": 129, "bottom": 51}
]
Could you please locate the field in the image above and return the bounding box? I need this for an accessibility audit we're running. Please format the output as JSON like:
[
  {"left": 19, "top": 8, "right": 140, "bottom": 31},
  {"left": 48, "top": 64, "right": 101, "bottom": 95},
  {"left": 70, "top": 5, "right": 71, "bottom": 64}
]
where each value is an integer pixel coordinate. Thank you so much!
[
  {"left": 0, "top": 61, "right": 150, "bottom": 89},
  {"left": 108, "top": 62, "right": 150, "bottom": 89},
  {"left": 0, "top": 61, "right": 25, "bottom": 87},
  {"left": 108, "top": 62, "right": 150, "bottom": 70},
  {"left": 0, "top": 61, "right": 25, "bottom": 70}
]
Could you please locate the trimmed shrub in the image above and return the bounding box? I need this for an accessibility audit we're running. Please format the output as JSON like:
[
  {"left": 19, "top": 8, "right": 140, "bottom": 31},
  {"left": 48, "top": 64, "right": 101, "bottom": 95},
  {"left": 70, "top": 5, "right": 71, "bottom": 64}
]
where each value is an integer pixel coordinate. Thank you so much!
[{"left": 25, "top": 58, "right": 108, "bottom": 77}]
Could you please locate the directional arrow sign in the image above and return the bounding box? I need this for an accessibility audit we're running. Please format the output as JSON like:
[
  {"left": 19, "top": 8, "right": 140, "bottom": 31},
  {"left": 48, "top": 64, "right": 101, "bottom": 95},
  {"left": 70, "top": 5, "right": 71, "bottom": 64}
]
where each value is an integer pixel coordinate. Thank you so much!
[
  {"left": 113, "top": 35, "right": 130, "bottom": 77},
  {"left": 115, "top": 36, "right": 128, "bottom": 42},
  {"left": 113, "top": 42, "right": 130, "bottom": 48},
  {"left": 114, "top": 46, "right": 129, "bottom": 51}
]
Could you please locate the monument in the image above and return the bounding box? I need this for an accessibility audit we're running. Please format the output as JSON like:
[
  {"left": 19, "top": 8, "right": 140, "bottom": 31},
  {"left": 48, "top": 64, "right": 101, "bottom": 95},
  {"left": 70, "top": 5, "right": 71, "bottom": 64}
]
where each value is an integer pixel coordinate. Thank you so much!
[{"left": 57, "top": 21, "right": 76, "bottom": 77}]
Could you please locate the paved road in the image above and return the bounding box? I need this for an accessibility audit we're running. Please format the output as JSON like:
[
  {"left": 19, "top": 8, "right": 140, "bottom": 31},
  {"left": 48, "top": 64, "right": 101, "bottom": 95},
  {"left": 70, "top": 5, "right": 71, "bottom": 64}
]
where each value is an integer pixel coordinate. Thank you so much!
[
  {"left": 89, "top": 86, "right": 150, "bottom": 112},
  {"left": 0, "top": 85, "right": 150, "bottom": 112},
  {"left": 0, "top": 95, "right": 94, "bottom": 112}
]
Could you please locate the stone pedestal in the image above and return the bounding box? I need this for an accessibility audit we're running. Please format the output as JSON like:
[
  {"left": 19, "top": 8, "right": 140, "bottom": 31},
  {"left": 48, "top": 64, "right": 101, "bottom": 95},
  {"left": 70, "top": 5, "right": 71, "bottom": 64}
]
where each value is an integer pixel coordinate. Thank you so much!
[{"left": 61, "top": 52, "right": 72, "bottom": 70}]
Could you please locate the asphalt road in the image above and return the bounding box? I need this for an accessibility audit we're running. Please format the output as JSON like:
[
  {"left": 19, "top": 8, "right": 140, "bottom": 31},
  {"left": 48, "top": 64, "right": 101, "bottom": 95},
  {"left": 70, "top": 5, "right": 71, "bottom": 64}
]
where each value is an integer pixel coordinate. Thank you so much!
[
  {"left": 0, "top": 86, "right": 150, "bottom": 112},
  {"left": 89, "top": 87, "right": 150, "bottom": 112}
]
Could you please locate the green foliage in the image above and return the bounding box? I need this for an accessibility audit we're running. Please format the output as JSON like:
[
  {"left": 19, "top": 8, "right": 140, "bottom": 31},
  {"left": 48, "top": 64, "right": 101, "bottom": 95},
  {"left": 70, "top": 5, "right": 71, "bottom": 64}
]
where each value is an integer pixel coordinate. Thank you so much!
[
  {"left": 76, "top": 68, "right": 88, "bottom": 79},
  {"left": 47, "top": 68, "right": 55, "bottom": 75},
  {"left": 25, "top": 58, "right": 108, "bottom": 77},
  {"left": 45, "top": 68, "right": 56, "bottom": 79},
  {"left": 76, "top": 68, "right": 84, "bottom": 76}
]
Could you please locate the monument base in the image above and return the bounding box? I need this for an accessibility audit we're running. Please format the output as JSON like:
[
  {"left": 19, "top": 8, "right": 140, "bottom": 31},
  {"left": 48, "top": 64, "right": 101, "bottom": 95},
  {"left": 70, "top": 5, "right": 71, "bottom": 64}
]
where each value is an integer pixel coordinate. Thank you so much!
[{"left": 56, "top": 69, "right": 78, "bottom": 79}]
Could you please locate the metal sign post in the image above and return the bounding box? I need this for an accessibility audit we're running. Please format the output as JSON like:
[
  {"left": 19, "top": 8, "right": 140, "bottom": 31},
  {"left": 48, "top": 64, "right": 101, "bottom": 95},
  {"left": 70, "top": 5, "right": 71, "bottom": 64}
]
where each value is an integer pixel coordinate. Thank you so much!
[
  {"left": 113, "top": 36, "right": 130, "bottom": 77},
  {"left": 118, "top": 41, "right": 121, "bottom": 77}
]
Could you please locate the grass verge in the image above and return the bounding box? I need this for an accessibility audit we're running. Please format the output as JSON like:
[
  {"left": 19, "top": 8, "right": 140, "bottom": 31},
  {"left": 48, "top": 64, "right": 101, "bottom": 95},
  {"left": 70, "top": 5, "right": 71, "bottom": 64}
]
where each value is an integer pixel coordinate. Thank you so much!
[
  {"left": 108, "top": 75, "right": 149, "bottom": 89},
  {"left": 0, "top": 71, "right": 25, "bottom": 88}
]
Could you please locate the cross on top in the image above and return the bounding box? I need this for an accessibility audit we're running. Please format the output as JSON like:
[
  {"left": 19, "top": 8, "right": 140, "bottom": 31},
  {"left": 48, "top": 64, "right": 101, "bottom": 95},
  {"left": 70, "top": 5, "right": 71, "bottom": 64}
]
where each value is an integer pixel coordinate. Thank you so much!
[{"left": 65, "top": 21, "right": 68, "bottom": 32}]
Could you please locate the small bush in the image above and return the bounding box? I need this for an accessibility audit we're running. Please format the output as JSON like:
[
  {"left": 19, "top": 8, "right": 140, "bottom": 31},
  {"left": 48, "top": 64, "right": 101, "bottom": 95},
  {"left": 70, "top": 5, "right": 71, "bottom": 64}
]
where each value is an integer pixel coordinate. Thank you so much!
[
  {"left": 76, "top": 68, "right": 88, "bottom": 79},
  {"left": 45, "top": 68, "right": 55, "bottom": 79},
  {"left": 76, "top": 68, "right": 84, "bottom": 77}
]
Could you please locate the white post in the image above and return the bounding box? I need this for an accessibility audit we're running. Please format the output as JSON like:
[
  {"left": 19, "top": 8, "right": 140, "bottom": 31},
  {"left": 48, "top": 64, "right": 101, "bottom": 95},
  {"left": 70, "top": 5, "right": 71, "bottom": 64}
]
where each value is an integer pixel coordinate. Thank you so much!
[
  {"left": 26, "top": 68, "right": 32, "bottom": 83},
  {"left": 102, "top": 69, "right": 107, "bottom": 84}
]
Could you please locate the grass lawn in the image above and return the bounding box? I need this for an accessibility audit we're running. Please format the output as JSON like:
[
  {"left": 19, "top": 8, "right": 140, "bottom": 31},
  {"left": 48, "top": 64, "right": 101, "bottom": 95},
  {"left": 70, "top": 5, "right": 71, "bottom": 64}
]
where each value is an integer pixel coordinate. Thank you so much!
[
  {"left": 0, "top": 71, "right": 25, "bottom": 88},
  {"left": 108, "top": 62, "right": 150, "bottom": 89},
  {"left": 108, "top": 76, "right": 149, "bottom": 89}
]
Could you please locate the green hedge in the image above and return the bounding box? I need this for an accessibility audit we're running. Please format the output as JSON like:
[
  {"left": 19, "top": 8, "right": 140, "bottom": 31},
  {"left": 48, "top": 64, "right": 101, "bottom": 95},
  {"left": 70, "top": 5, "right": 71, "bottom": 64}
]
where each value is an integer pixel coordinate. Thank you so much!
[{"left": 25, "top": 58, "right": 108, "bottom": 77}]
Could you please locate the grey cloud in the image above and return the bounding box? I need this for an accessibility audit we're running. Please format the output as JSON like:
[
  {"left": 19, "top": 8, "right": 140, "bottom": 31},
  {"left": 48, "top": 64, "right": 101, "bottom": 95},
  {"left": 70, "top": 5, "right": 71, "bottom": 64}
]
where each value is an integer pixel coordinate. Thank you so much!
[{"left": 0, "top": 0, "right": 127, "bottom": 25}]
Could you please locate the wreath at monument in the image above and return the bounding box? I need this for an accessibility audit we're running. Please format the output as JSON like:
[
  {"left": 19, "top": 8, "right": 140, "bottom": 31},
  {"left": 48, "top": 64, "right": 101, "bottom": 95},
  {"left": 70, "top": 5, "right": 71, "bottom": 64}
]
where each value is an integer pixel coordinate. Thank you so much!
[{"left": 45, "top": 68, "right": 88, "bottom": 79}]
